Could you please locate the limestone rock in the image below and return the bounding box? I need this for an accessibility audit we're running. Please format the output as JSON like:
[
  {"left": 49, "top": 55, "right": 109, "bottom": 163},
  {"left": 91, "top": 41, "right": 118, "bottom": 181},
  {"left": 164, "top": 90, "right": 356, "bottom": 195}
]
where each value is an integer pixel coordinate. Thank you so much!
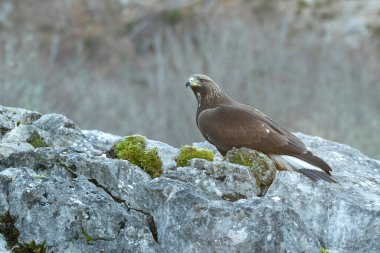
[
  {"left": 82, "top": 130, "right": 122, "bottom": 152},
  {"left": 33, "top": 114, "right": 96, "bottom": 153},
  {"left": 265, "top": 133, "right": 380, "bottom": 252},
  {"left": 0, "top": 142, "right": 34, "bottom": 158},
  {"left": 0, "top": 106, "right": 41, "bottom": 128},
  {"left": 0, "top": 234, "right": 10, "bottom": 253},
  {"left": 141, "top": 177, "right": 321, "bottom": 253},
  {"left": 226, "top": 148, "right": 277, "bottom": 195},
  {"left": 0, "top": 105, "right": 379, "bottom": 253},
  {"left": 1, "top": 168, "right": 159, "bottom": 253}
]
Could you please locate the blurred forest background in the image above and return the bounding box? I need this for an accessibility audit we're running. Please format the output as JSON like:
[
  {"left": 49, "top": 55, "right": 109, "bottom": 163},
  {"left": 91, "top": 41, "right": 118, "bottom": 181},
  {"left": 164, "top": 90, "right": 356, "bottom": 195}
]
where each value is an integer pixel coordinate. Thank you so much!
[{"left": 0, "top": 0, "right": 379, "bottom": 159}]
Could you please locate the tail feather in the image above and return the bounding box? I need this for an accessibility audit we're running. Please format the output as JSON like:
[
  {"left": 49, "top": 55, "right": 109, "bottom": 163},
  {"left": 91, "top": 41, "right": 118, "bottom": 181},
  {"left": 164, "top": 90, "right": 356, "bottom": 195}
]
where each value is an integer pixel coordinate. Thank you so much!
[
  {"left": 270, "top": 154, "right": 337, "bottom": 183},
  {"left": 298, "top": 169, "right": 337, "bottom": 183},
  {"left": 293, "top": 151, "right": 332, "bottom": 175}
]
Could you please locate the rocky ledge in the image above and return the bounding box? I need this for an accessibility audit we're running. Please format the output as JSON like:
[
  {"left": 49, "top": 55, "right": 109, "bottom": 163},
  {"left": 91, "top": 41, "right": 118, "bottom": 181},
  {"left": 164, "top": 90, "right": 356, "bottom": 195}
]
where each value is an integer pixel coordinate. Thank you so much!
[{"left": 0, "top": 105, "right": 379, "bottom": 253}]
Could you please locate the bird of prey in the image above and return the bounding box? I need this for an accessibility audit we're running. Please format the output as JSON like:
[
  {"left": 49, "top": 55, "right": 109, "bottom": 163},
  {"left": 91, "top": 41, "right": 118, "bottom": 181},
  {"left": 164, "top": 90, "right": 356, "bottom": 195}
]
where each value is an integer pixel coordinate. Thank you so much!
[{"left": 185, "top": 74, "right": 336, "bottom": 183}]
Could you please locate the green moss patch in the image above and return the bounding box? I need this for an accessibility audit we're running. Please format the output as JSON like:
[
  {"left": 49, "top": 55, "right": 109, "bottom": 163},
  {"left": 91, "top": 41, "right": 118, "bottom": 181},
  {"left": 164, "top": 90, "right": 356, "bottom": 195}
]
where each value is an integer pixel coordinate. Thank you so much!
[
  {"left": 0, "top": 212, "right": 45, "bottom": 252},
  {"left": 114, "top": 135, "right": 163, "bottom": 178},
  {"left": 27, "top": 133, "right": 49, "bottom": 148},
  {"left": 226, "top": 148, "right": 276, "bottom": 195},
  {"left": 13, "top": 240, "right": 46, "bottom": 253},
  {"left": 81, "top": 226, "right": 100, "bottom": 244},
  {"left": 176, "top": 145, "right": 214, "bottom": 167},
  {"left": 320, "top": 247, "right": 330, "bottom": 253},
  {"left": 0, "top": 212, "right": 20, "bottom": 249}
]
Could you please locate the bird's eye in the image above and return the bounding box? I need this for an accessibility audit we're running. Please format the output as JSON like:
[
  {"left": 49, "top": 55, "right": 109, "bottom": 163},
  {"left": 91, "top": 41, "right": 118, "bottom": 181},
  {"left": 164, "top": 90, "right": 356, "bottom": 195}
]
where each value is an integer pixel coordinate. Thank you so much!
[{"left": 199, "top": 79, "right": 206, "bottom": 83}]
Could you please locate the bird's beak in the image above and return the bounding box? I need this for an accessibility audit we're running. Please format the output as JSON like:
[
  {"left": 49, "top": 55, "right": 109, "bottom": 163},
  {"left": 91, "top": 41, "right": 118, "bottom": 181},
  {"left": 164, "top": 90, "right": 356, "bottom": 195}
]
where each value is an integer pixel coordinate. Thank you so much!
[{"left": 185, "top": 77, "right": 199, "bottom": 88}]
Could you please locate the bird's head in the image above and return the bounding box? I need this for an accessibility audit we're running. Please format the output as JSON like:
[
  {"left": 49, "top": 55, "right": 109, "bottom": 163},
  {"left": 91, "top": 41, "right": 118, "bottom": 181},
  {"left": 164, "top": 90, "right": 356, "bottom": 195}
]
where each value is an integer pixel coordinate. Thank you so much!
[{"left": 185, "top": 74, "right": 222, "bottom": 106}]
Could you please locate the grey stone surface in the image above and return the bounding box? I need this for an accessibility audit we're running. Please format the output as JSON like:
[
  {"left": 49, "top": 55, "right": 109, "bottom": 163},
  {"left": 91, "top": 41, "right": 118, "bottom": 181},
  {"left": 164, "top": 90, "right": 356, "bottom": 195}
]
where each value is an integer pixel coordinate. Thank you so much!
[
  {"left": 1, "top": 168, "right": 159, "bottom": 253},
  {"left": 82, "top": 130, "right": 122, "bottom": 152},
  {"left": 0, "top": 234, "right": 10, "bottom": 253},
  {"left": 0, "top": 147, "right": 152, "bottom": 212},
  {"left": 0, "top": 106, "right": 379, "bottom": 253},
  {"left": 146, "top": 139, "right": 179, "bottom": 172},
  {"left": 0, "top": 142, "right": 34, "bottom": 158},
  {"left": 0, "top": 105, "right": 41, "bottom": 127},
  {"left": 2, "top": 124, "right": 44, "bottom": 143},
  {"left": 141, "top": 177, "right": 321, "bottom": 253},
  {"left": 0, "top": 114, "right": 13, "bottom": 135},
  {"left": 167, "top": 159, "right": 260, "bottom": 200},
  {"left": 33, "top": 114, "right": 96, "bottom": 153},
  {"left": 0, "top": 105, "right": 41, "bottom": 142},
  {"left": 265, "top": 133, "right": 380, "bottom": 253}
]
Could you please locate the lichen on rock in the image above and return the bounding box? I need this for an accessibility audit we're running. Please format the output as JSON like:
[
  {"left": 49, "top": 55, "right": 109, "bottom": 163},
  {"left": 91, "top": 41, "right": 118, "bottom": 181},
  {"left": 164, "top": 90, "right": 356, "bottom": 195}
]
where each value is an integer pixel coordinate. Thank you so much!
[
  {"left": 0, "top": 212, "right": 20, "bottom": 250},
  {"left": 13, "top": 240, "right": 46, "bottom": 253},
  {"left": 226, "top": 147, "right": 277, "bottom": 195},
  {"left": 114, "top": 134, "right": 163, "bottom": 178},
  {"left": 27, "top": 132, "right": 49, "bottom": 149},
  {"left": 176, "top": 145, "right": 214, "bottom": 167}
]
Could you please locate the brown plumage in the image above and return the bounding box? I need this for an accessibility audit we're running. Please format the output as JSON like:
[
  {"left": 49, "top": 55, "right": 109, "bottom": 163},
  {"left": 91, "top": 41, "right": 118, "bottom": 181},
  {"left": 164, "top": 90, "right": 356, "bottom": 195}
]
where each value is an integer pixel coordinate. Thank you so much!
[{"left": 186, "top": 74, "right": 336, "bottom": 183}]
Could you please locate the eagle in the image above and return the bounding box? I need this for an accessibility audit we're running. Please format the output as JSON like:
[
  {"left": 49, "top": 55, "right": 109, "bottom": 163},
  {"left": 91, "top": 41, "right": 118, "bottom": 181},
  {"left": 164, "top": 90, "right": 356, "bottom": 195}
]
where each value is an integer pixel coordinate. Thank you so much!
[{"left": 186, "top": 74, "right": 336, "bottom": 183}]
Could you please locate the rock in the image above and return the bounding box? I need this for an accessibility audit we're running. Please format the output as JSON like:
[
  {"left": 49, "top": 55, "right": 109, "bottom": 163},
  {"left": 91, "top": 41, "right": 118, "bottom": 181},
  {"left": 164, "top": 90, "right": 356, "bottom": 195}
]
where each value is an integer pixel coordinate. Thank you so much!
[
  {"left": 192, "top": 141, "right": 224, "bottom": 161},
  {"left": 265, "top": 133, "right": 380, "bottom": 252},
  {"left": 0, "top": 106, "right": 41, "bottom": 141},
  {"left": 33, "top": 114, "right": 96, "bottom": 153},
  {"left": 146, "top": 139, "right": 179, "bottom": 172},
  {"left": 167, "top": 158, "right": 260, "bottom": 200},
  {"left": 82, "top": 130, "right": 180, "bottom": 172},
  {"left": 0, "top": 105, "right": 379, "bottom": 253},
  {"left": 1, "top": 168, "right": 159, "bottom": 253},
  {"left": 0, "top": 115, "right": 13, "bottom": 137},
  {"left": 139, "top": 177, "right": 321, "bottom": 253},
  {"left": 0, "top": 142, "right": 34, "bottom": 158},
  {"left": 82, "top": 130, "right": 122, "bottom": 152},
  {"left": 0, "top": 234, "right": 10, "bottom": 253},
  {"left": 0, "top": 105, "right": 41, "bottom": 129},
  {"left": 226, "top": 148, "right": 277, "bottom": 195},
  {"left": 0, "top": 147, "right": 152, "bottom": 212},
  {"left": 2, "top": 125, "right": 48, "bottom": 148}
]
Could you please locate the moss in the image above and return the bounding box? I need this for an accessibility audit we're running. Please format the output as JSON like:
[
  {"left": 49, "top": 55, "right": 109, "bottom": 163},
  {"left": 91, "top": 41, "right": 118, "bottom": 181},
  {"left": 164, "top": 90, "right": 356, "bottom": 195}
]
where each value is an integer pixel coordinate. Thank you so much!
[
  {"left": 227, "top": 150, "right": 255, "bottom": 167},
  {"left": 114, "top": 135, "right": 163, "bottom": 178},
  {"left": 81, "top": 226, "right": 94, "bottom": 244},
  {"left": 320, "top": 247, "right": 330, "bottom": 253},
  {"left": 81, "top": 226, "right": 105, "bottom": 245},
  {"left": 13, "top": 241, "right": 46, "bottom": 253},
  {"left": 226, "top": 148, "right": 276, "bottom": 195},
  {"left": 31, "top": 173, "right": 47, "bottom": 180},
  {"left": 27, "top": 133, "right": 50, "bottom": 148},
  {"left": 0, "top": 212, "right": 20, "bottom": 249},
  {"left": 139, "top": 148, "right": 163, "bottom": 178},
  {"left": 176, "top": 145, "right": 214, "bottom": 167},
  {"left": 1, "top": 212, "right": 45, "bottom": 251}
]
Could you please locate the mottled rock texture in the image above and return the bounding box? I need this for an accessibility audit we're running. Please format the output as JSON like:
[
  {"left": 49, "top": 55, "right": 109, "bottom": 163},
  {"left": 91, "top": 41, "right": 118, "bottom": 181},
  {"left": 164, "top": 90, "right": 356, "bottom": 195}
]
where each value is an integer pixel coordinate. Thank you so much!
[{"left": 0, "top": 105, "right": 379, "bottom": 253}]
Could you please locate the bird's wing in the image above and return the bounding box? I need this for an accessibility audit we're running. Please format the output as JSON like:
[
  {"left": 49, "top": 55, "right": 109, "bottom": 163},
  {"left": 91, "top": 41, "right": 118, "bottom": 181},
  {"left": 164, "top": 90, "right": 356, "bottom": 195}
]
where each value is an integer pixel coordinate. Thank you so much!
[{"left": 197, "top": 104, "right": 307, "bottom": 155}]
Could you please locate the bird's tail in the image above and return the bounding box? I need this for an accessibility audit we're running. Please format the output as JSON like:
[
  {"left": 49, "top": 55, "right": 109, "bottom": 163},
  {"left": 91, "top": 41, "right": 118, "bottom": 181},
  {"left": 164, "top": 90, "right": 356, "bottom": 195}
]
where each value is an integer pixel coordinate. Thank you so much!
[{"left": 270, "top": 153, "right": 337, "bottom": 183}]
